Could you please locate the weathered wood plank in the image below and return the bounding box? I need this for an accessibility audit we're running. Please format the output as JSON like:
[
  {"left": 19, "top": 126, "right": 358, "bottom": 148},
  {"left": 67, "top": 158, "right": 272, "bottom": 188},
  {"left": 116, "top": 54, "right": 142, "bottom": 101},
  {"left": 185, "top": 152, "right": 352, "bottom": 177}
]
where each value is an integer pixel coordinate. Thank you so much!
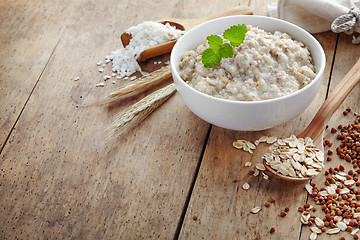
[
  {"left": 0, "top": 0, "right": 253, "bottom": 239},
  {"left": 178, "top": 1, "right": 340, "bottom": 238},
  {"left": 1, "top": 0, "right": 353, "bottom": 239},
  {"left": 0, "top": 0, "right": 78, "bottom": 150}
]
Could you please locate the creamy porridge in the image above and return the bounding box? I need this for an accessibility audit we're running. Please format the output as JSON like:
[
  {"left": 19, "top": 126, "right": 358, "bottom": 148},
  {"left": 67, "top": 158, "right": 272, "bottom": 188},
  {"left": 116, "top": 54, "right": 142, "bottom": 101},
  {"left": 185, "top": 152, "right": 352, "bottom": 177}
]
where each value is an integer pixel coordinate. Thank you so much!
[{"left": 179, "top": 25, "right": 316, "bottom": 101}]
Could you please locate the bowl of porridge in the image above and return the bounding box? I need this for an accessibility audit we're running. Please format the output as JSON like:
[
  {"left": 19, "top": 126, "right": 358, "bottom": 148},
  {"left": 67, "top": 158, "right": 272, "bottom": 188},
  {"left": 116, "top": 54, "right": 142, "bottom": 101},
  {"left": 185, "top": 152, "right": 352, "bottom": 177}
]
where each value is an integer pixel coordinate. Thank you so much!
[{"left": 170, "top": 15, "right": 325, "bottom": 131}]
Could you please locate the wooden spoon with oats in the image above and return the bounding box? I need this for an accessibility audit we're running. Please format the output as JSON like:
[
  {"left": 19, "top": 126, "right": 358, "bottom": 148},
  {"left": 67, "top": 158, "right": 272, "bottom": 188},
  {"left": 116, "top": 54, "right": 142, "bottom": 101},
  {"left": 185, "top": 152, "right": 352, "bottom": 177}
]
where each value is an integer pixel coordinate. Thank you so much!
[{"left": 264, "top": 58, "right": 360, "bottom": 182}]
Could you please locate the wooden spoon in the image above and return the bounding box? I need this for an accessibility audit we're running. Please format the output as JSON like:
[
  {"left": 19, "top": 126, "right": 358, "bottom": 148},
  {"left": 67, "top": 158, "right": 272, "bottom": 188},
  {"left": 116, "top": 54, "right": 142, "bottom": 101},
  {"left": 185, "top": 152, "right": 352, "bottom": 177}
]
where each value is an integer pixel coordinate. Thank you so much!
[
  {"left": 120, "top": 6, "right": 253, "bottom": 61},
  {"left": 264, "top": 58, "right": 360, "bottom": 182}
]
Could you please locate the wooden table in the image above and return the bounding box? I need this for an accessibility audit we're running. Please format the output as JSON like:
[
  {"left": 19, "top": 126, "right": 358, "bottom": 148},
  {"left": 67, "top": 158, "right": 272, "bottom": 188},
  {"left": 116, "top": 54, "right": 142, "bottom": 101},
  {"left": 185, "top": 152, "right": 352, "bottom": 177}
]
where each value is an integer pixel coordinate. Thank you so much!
[{"left": 1, "top": 0, "right": 359, "bottom": 239}]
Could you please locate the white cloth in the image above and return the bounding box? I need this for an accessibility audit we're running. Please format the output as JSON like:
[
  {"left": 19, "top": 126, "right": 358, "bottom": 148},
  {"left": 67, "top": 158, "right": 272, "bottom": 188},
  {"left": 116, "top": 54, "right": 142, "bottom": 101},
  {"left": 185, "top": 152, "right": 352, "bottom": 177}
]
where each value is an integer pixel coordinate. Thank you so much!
[{"left": 268, "top": 0, "right": 360, "bottom": 34}]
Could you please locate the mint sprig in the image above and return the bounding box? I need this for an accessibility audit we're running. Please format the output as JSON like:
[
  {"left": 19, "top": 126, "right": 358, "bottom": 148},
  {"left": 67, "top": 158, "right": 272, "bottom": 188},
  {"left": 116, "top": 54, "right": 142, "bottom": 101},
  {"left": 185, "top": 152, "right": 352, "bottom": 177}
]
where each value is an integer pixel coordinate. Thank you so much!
[{"left": 201, "top": 24, "right": 247, "bottom": 68}]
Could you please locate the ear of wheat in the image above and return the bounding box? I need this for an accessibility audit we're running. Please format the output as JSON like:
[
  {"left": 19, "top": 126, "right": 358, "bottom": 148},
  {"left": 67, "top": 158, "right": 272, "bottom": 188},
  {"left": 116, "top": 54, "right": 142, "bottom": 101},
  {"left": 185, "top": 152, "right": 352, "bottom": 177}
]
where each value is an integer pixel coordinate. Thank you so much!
[
  {"left": 113, "top": 83, "right": 176, "bottom": 133},
  {"left": 106, "top": 65, "right": 172, "bottom": 102}
]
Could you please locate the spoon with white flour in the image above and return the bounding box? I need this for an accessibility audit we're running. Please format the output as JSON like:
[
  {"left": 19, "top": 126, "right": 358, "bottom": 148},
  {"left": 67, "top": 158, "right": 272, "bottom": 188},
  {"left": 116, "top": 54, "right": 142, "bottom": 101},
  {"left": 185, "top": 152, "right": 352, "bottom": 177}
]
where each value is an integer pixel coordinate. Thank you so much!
[
  {"left": 120, "top": 6, "right": 253, "bottom": 61},
  {"left": 263, "top": 58, "right": 360, "bottom": 182}
]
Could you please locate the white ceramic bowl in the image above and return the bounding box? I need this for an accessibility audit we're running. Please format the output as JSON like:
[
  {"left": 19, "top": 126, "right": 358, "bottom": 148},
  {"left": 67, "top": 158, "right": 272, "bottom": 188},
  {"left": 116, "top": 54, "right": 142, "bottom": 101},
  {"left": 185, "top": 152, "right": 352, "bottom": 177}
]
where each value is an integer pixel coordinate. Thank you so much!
[{"left": 170, "top": 15, "right": 326, "bottom": 131}]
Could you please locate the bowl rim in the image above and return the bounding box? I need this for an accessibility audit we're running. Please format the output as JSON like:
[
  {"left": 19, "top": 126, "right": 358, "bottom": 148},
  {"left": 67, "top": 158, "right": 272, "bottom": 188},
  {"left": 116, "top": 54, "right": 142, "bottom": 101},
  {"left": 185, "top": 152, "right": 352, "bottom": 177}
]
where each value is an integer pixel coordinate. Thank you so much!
[{"left": 170, "top": 15, "right": 326, "bottom": 105}]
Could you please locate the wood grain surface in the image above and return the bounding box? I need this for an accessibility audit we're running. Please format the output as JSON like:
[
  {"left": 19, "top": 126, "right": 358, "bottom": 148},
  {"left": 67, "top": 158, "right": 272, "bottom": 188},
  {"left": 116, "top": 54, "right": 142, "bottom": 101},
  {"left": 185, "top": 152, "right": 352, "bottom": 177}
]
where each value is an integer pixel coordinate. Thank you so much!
[
  {"left": 0, "top": 0, "right": 359, "bottom": 239},
  {"left": 0, "top": 0, "right": 76, "bottom": 150}
]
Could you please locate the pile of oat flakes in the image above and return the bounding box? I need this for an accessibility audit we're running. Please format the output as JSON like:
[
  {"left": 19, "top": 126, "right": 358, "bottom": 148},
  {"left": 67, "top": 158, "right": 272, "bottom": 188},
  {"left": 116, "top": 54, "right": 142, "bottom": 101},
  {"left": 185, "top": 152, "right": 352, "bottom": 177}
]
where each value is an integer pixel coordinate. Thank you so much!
[{"left": 234, "top": 134, "right": 324, "bottom": 179}]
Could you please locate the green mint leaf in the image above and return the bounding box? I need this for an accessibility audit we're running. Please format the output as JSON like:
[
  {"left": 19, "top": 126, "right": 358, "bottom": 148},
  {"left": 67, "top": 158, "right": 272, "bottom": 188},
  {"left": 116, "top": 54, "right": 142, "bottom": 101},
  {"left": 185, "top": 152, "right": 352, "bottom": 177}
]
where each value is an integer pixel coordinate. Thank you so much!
[
  {"left": 201, "top": 24, "right": 247, "bottom": 68},
  {"left": 219, "top": 43, "right": 233, "bottom": 58},
  {"left": 202, "top": 48, "right": 221, "bottom": 68},
  {"left": 206, "top": 35, "right": 223, "bottom": 52},
  {"left": 223, "top": 24, "right": 247, "bottom": 47}
]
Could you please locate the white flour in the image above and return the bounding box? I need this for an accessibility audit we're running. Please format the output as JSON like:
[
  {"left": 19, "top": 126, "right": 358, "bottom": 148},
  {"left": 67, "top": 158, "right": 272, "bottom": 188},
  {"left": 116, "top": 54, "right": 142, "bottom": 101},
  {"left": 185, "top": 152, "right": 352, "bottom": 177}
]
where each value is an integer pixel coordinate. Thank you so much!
[{"left": 107, "top": 21, "right": 184, "bottom": 79}]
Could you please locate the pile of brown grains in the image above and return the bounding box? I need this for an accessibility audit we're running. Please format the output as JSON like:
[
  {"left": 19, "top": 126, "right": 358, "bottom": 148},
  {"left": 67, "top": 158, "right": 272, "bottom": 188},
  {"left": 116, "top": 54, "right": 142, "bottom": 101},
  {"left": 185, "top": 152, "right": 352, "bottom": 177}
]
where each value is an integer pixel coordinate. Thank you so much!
[
  {"left": 335, "top": 115, "right": 360, "bottom": 168},
  {"left": 301, "top": 164, "right": 360, "bottom": 238},
  {"left": 299, "top": 113, "right": 360, "bottom": 239}
]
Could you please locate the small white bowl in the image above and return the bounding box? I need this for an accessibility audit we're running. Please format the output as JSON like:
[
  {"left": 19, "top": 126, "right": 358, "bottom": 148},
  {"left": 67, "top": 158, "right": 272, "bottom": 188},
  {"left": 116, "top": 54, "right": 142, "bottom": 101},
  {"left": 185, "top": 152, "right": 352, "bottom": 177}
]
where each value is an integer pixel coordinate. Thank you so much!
[{"left": 170, "top": 15, "right": 326, "bottom": 131}]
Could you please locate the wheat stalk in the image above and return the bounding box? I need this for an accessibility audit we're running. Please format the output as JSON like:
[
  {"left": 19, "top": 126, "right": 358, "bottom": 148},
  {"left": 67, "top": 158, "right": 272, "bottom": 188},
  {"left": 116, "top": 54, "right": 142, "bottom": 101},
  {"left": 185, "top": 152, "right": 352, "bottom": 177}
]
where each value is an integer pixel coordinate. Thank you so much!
[
  {"left": 113, "top": 83, "right": 176, "bottom": 133},
  {"left": 106, "top": 65, "right": 172, "bottom": 102}
]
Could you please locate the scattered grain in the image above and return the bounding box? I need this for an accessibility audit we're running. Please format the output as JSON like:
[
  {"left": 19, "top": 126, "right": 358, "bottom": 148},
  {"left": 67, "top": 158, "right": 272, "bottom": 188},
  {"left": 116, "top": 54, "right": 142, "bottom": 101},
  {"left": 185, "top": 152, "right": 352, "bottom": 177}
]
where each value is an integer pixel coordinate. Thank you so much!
[
  {"left": 256, "top": 163, "right": 266, "bottom": 171},
  {"left": 251, "top": 207, "right": 261, "bottom": 214},
  {"left": 96, "top": 83, "right": 105, "bottom": 87},
  {"left": 242, "top": 182, "right": 250, "bottom": 190}
]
